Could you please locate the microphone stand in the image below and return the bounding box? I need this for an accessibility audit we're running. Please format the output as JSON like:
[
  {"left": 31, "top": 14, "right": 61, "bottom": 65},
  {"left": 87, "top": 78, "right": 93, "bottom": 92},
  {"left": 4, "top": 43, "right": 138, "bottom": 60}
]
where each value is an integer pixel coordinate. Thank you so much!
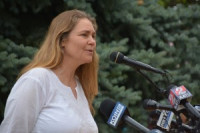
[{"left": 136, "top": 69, "right": 167, "bottom": 96}]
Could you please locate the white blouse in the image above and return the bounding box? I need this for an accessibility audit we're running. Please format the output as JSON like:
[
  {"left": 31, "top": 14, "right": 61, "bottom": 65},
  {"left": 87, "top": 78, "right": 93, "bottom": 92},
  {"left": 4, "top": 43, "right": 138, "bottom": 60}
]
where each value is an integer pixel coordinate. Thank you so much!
[{"left": 0, "top": 68, "right": 98, "bottom": 133}]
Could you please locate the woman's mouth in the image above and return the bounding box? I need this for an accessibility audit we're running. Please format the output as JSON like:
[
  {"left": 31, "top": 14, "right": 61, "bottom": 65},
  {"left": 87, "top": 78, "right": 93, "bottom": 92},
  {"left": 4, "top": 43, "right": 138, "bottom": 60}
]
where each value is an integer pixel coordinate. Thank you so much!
[{"left": 86, "top": 49, "right": 93, "bottom": 55}]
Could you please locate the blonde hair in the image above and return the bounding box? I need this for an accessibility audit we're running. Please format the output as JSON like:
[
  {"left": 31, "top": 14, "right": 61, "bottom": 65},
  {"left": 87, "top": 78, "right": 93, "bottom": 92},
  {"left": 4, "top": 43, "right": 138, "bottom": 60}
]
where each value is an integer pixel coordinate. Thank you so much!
[{"left": 19, "top": 9, "right": 99, "bottom": 114}]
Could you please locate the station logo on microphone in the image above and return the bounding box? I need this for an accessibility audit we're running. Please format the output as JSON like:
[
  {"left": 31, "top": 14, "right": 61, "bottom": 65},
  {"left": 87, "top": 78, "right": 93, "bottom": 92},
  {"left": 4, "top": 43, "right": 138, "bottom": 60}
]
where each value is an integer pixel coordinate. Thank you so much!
[
  {"left": 107, "top": 102, "right": 126, "bottom": 128},
  {"left": 168, "top": 85, "right": 192, "bottom": 110}
]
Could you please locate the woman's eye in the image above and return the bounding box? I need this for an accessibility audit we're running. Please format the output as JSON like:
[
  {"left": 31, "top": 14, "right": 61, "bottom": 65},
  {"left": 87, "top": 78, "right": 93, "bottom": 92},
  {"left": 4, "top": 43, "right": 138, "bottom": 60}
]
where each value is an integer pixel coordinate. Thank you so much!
[
  {"left": 81, "top": 34, "right": 87, "bottom": 37},
  {"left": 92, "top": 34, "right": 96, "bottom": 39}
]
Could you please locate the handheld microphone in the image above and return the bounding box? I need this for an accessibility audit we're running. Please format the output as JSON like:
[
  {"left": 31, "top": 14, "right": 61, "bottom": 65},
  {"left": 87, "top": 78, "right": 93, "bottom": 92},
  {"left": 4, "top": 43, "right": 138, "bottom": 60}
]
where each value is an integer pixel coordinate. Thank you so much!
[
  {"left": 99, "top": 99, "right": 150, "bottom": 133},
  {"left": 156, "top": 110, "right": 174, "bottom": 131},
  {"left": 143, "top": 99, "right": 175, "bottom": 112},
  {"left": 147, "top": 110, "right": 193, "bottom": 132},
  {"left": 168, "top": 85, "right": 200, "bottom": 119},
  {"left": 147, "top": 110, "right": 162, "bottom": 129},
  {"left": 110, "top": 52, "right": 166, "bottom": 75},
  {"left": 143, "top": 99, "right": 174, "bottom": 131},
  {"left": 168, "top": 85, "right": 192, "bottom": 110}
]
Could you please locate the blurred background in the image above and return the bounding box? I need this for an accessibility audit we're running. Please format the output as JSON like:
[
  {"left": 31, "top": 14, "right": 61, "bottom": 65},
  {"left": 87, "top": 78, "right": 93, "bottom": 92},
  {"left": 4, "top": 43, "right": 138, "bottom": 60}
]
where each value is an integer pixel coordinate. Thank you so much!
[{"left": 0, "top": 0, "right": 200, "bottom": 132}]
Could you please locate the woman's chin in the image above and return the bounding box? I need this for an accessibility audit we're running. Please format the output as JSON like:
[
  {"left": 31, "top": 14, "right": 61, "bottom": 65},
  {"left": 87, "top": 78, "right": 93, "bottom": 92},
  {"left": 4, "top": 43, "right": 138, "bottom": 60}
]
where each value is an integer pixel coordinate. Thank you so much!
[{"left": 81, "top": 58, "right": 93, "bottom": 65}]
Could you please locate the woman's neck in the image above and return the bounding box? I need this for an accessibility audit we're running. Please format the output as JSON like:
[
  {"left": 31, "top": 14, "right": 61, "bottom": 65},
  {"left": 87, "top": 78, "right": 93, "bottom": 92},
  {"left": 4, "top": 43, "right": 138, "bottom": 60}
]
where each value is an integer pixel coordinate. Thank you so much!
[{"left": 53, "top": 59, "right": 78, "bottom": 88}]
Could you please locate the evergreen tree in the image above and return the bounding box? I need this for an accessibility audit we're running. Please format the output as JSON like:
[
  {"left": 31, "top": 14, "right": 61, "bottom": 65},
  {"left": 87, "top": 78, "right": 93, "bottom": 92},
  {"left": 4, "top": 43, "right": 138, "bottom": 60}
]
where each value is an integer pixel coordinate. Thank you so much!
[{"left": 0, "top": 36, "right": 36, "bottom": 118}]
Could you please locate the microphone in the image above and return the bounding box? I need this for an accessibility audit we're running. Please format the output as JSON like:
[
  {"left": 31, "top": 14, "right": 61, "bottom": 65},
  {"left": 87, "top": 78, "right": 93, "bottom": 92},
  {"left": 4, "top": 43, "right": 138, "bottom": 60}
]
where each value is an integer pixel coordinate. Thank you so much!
[
  {"left": 110, "top": 52, "right": 166, "bottom": 74},
  {"left": 168, "top": 85, "right": 192, "bottom": 110},
  {"left": 168, "top": 85, "right": 200, "bottom": 119},
  {"left": 156, "top": 110, "right": 174, "bottom": 131},
  {"left": 143, "top": 99, "right": 174, "bottom": 131},
  {"left": 147, "top": 110, "right": 193, "bottom": 132},
  {"left": 99, "top": 99, "right": 150, "bottom": 133},
  {"left": 143, "top": 99, "right": 175, "bottom": 112},
  {"left": 147, "top": 110, "right": 162, "bottom": 129}
]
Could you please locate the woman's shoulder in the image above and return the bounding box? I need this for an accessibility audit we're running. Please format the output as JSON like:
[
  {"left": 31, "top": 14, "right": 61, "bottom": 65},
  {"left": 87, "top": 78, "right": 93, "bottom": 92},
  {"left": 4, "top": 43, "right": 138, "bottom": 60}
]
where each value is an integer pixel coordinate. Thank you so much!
[
  {"left": 20, "top": 67, "right": 52, "bottom": 81},
  {"left": 26, "top": 67, "right": 50, "bottom": 74}
]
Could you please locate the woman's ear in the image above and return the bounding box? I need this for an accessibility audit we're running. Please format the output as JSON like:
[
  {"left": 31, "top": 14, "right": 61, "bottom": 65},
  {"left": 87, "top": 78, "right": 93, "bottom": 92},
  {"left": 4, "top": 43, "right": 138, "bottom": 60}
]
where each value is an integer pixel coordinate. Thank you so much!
[
  {"left": 61, "top": 42, "right": 65, "bottom": 48},
  {"left": 60, "top": 32, "right": 68, "bottom": 48},
  {"left": 60, "top": 39, "right": 66, "bottom": 48}
]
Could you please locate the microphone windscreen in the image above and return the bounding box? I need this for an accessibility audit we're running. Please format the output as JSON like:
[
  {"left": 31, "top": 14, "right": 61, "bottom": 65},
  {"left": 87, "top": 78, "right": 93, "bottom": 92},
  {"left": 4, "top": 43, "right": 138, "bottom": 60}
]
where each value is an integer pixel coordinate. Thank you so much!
[
  {"left": 143, "top": 99, "right": 158, "bottom": 110},
  {"left": 110, "top": 52, "right": 124, "bottom": 63},
  {"left": 99, "top": 99, "right": 116, "bottom": 119}
]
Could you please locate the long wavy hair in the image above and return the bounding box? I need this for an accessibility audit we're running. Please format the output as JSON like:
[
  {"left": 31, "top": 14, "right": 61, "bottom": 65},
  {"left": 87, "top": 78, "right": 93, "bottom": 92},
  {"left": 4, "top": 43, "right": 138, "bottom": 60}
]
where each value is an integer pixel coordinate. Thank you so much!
[{"left": 19, "top": 9, "right": 99, "bottom": 115}]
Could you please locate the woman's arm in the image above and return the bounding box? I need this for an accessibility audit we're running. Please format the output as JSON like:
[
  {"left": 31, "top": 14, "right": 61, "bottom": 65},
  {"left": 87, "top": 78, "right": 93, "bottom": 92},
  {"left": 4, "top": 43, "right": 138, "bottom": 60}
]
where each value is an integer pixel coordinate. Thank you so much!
[{"left": 0, "top": 77, "right": 46, "bottom": 133}]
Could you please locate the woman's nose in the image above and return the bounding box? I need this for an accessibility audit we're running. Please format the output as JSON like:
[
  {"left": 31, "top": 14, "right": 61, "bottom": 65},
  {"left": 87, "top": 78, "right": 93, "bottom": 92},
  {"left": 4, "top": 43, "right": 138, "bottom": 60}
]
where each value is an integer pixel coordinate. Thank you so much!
[{"left": 88, "top": 36, "right": 96, "bottom": 46}]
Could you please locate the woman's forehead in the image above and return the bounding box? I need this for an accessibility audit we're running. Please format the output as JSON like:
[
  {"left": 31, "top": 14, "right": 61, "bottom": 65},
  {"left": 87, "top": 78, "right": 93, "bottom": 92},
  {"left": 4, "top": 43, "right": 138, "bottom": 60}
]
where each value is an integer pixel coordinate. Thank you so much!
[{"left": 71, "top": 18, "right": 95, "bottom": 33}]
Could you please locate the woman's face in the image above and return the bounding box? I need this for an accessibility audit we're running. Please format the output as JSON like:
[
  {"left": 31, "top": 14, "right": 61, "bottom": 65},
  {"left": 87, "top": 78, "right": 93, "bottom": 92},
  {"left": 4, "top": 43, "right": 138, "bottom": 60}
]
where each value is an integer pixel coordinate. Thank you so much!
[{"left": 61, "top": 18, "right": 96, "bottom": 65}]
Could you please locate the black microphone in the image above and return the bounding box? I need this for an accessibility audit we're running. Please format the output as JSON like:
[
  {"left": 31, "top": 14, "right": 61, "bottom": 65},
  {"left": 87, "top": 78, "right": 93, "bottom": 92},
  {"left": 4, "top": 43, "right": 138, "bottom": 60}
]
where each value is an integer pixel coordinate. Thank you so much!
[
  {"left": 143, "top": 99, "right": 175, "bottom": 112},
  {"left": 99, "top": 99, "right": 150, "bottom": 133},
  {"left": 110, "top": 52, "right": 166, "bottom": 74}
]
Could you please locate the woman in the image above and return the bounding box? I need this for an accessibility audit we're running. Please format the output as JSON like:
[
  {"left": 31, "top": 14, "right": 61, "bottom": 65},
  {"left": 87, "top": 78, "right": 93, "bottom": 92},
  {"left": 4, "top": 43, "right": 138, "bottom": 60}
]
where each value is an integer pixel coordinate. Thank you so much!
[{"left": 0, "top": 9, "right": 99, "bottom": 133}]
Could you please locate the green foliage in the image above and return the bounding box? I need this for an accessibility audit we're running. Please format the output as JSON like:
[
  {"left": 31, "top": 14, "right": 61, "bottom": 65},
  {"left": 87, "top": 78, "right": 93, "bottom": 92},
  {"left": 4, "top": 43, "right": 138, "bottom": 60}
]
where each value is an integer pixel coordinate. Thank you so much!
[
  {"left": 158, "top": 0, "right": 200, "bottom": 7},
  {"left": 63, "top": 0, "right": 95, "bottom": 16},
  {"left": 0, "top": 36, "right": 37, "bottom": 118},
  {"left": 0, "top": 0, "right": 200, "bottom": 132}
]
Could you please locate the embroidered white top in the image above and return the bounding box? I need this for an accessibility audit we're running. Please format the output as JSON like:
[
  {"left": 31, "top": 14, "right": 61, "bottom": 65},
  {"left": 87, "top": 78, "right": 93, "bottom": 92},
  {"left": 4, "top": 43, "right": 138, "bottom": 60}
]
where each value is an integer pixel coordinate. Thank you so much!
[{"left": 0, "top": 68, "right": 98, "bottom": 133}]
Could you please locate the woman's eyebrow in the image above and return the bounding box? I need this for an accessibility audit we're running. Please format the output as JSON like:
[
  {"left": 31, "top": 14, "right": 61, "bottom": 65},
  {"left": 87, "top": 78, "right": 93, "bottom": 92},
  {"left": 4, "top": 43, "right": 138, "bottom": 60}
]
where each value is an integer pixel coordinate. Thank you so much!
[{"left": 79, "top": 30, "right": 96, "bottom": 34}]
